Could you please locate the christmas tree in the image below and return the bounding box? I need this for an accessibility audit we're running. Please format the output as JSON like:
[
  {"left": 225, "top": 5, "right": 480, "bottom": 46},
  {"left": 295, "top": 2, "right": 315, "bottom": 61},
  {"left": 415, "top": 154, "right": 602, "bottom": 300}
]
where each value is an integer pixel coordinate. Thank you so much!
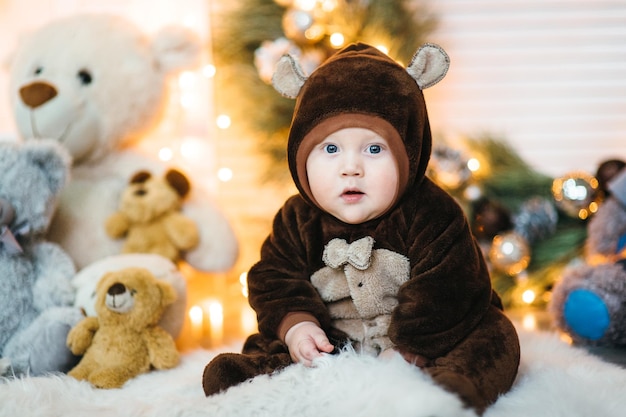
[
  {"left": 212, "top": 0, "right": 437, "bottom": 181},
  {"left": 211, "top": 0, "right": 608, "bottom": 309}
]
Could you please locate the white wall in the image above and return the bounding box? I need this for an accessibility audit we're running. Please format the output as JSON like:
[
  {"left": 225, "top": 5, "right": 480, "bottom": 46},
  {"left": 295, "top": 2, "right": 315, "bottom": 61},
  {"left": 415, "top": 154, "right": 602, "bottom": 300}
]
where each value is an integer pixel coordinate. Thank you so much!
[{"left": 423, "top": 0, "right": 626, "bottom": 177}]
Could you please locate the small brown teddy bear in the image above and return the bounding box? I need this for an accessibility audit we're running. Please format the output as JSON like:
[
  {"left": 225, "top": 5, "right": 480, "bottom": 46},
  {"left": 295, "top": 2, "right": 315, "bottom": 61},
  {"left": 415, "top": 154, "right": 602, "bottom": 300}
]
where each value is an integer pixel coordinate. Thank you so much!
[
  {"left": 66, "top": 267, "right": 180, "bottom": 389},
  {"left": 105, "top": 169, "right": 200, "bottom": 262}
]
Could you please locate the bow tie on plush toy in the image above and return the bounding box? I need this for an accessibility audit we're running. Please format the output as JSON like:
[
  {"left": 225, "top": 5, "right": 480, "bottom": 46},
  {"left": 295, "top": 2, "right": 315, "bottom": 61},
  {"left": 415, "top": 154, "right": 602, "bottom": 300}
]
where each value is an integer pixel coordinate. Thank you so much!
[
  {"left": 322, "top": 237, "right": 375, "bottom": 270},
  {"left": 0, "top": 198, "right": 30, "bottom": 255}
]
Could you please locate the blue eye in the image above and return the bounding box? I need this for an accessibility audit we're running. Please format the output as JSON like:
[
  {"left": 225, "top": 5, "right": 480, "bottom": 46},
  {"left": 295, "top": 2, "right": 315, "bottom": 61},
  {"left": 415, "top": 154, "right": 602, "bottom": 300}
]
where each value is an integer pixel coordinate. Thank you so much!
[
  {"left": 324, "top": 144, "right": 338, "bottom": 154},
  {"left": 368, "top": 144, "right": 382, "bottom": 154}
]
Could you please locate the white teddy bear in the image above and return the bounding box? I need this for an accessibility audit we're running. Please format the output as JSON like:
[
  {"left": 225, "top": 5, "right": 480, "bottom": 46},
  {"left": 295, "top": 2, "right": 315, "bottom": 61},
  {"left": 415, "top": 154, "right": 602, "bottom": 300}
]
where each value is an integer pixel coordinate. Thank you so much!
[
  {"left": 9, "top": 13, "right": 238, "bottom": 274},
  {"left": 7, "top": 13, "right": 239, "bottom": 338}
]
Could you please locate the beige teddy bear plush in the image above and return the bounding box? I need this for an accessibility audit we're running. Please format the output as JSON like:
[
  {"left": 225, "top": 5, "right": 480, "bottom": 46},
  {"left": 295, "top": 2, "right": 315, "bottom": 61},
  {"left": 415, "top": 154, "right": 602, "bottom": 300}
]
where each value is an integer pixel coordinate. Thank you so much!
[
  {"left": 67, "top": 267, "right": 179, "bottom": 389},
  {"left": 105, "top": 169, "right": 199, "bottom": 262},
  {"left": 310, "top": 236, "right": 410, "bottom": 356}
]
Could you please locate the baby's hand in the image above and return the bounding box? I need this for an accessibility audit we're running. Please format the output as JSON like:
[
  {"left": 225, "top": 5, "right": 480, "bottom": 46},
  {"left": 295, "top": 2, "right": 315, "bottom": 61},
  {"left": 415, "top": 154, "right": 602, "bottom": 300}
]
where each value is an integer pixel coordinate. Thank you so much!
[
  {"left": 378, "top": 348, "right": 400, "bottom": 361},
  {"left": 284, "top": 321, "right": 335, "bottom": 366}
]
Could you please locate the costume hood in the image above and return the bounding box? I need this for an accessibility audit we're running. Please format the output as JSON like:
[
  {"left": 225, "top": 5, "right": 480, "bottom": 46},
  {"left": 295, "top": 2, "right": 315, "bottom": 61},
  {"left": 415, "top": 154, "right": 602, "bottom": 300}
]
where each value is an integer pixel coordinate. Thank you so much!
[{"left": 272, "top": 42, "right": 449, "bottom": 210}]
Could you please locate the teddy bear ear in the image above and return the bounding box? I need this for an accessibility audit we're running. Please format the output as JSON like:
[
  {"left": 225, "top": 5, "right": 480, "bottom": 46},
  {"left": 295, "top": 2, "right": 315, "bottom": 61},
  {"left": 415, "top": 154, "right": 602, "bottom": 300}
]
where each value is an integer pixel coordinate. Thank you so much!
[
  {"left": 151, "top": 25, "right": 202, "bottom": 75},
  {"left": 272, "top": 54, "right": 308, "bottom": 99},
  {"left": 3, "top": 30, "right": 31, "bottom": 71},
  {"left": 24, "top": 139, "right": 71, "bottom": 195},
  {"left": 406, "top": 43, "right": 450, "bottom": 90},
  {"left": 608, "top": 167, "right": 626, "bottom": 207},
  {"left": 165, "top": 169, "right": 191, "bottom": 198},
  {"left": 130, "top": 170, "right": 152, "bottom": 184}
]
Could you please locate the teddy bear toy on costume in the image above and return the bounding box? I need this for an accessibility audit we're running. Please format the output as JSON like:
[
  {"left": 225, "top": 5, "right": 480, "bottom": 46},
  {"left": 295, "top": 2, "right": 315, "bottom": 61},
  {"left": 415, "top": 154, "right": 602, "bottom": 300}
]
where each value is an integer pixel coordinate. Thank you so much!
[
  {"left": 8, "top": 13, "right": 238, "bottom": 273},
  {"left": 106, "top": 169, "right": 199, "bottom": 262},
  {"left": 550, "top": 165, "right": 626, "bottom": 346},
  {"left": 67, "top": 267, "right": 180, "bottom": 389},
  {"left": 0, "top": 139, "right": 83, "bottom": 377}
]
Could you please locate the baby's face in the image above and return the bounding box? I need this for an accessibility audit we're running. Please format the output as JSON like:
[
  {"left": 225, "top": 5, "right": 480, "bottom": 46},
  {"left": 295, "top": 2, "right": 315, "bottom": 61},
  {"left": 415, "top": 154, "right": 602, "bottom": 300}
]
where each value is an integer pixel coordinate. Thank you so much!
[{"left": 306, "top": 127, "right": 399, "bottom": 224}]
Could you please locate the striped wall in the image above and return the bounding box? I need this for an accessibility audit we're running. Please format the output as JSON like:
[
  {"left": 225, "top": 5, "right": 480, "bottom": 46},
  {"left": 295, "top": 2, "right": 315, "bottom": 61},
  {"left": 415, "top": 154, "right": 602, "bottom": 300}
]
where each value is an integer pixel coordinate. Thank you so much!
[{"left": 423, "top": 0, "right": 626, "bottom": 177}]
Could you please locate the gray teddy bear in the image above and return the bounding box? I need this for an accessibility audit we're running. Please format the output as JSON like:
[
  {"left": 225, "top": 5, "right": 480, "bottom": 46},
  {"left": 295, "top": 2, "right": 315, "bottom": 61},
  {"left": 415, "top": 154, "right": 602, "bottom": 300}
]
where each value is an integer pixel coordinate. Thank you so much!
[
  {"left": 550, "top": 166, "right": 626, "bottom": 346},
  {"left": 0, "top": 139, "right": 83, "bottom": 377}
]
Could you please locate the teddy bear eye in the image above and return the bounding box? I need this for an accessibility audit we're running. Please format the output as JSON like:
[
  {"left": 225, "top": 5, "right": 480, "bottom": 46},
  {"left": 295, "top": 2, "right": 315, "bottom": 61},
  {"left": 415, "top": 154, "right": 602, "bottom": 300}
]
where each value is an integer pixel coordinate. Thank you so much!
[
  {"left": 33, "top": 66, "right": 43, "bottom": 76},
  {"left": 77, "top": 69, "right": 93, "bottom": 85}
]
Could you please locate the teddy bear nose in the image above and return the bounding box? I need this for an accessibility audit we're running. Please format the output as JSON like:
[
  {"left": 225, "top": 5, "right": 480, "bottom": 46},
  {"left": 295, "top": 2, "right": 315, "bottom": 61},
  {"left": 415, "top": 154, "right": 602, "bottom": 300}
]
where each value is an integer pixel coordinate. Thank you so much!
[
  {"left": 107, "top": 282, "right": 127, "bottom": 296},
  {"left": 19, "top": 81, "right": 58, "bottom": 109}
]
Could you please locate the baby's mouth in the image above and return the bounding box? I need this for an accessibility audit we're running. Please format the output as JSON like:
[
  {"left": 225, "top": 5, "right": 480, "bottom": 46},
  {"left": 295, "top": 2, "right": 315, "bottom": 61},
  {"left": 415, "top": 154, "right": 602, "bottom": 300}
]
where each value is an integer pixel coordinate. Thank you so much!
[{"left": 341, "top": 189, "right": 364, "bottom": 202}]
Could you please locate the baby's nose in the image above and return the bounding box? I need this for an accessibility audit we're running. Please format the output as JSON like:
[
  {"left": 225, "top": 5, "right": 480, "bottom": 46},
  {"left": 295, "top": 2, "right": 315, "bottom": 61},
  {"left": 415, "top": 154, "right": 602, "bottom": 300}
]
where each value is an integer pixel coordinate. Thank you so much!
[{"left": 341, "top": 154, "right": 363, "bottom": 176}]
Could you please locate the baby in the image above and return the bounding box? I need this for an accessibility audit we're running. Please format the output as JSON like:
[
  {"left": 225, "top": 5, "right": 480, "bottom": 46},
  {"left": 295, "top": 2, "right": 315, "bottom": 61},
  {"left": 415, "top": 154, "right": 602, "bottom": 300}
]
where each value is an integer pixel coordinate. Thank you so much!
[{"left": 203, "top": 43, "right": 520, "bottom": 414}]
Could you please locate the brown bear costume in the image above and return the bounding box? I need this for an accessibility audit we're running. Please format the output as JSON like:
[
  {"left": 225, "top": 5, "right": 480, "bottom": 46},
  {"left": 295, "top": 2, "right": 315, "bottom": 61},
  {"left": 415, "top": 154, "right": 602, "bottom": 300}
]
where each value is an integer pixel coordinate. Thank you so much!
[{"left": 203, "top": 43, "right": 520, "bottom": 414}]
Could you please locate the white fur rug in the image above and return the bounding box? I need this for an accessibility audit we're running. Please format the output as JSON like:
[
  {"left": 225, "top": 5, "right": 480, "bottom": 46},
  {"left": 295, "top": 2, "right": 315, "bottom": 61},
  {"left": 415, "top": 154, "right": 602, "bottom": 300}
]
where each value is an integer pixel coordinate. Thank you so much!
[{"left": 1, "top": 328, "right": 626, "bottom": 417}]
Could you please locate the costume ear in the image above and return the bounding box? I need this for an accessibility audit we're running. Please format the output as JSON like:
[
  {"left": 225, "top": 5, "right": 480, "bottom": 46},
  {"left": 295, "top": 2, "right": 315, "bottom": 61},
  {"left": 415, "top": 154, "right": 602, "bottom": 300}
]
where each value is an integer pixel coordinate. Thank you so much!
[
  {"left": 608, "top": 167, "right": 626, "bottom": 207},
  {"left": 406, "top": 43, "right": 450, "bottom": 90},
  {"left": 272, "top": 54, "right": 308, "bottom": 99}
]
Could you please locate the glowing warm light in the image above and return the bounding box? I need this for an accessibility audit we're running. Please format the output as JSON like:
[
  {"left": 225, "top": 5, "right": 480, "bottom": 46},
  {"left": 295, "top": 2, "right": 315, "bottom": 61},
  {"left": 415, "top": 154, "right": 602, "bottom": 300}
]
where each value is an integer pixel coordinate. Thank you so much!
[
  {"left": 467, "top": 158, "right": 480, "bottom": 172},
  {"left": 295, "top": 0, "right": 316, "bottom": 11},
  {"left": 203, "top": 64, "right": 216, "bottom": 78},
  {"left": 241, "top": 304, "right": 257, "bottom": 335},
  {"left": 559, "top": 332, "right": 573, "bottom": 345},
  {"left": 203, "top": 300, "right": 224, "bottom": 346},
  {"left": 522, "top": 313, "right": 537, "bottom": 331},
  {"left": 521, "top": 289, "right": 536, "bottom": 304},
  {"left": 180, "top": 136, "right": 209, "bottom": 161},
  {"left": 239, "top": 272, "right": 249, "bottom": 297},
  {"left": 182, "top": 15, "right": 198, "bottom": 29},
  {"left": 321, "top": 0, "right": 338, "bottom": 12},
  {"left": 189, "top": 305, "right": 203, "bottom": 340},
  {"left": 502, "top": 241, "right": 515, "bottom": 255},
  {"left": 216, "top": 114, "right": 231, "bottom": 129},
  {"left": 305, "top": 25, "right": 325, "bottom": 41},
  {"left": 376, "top": 45, "right": 389, "bottom": 55},
  {"left": 158, "top": 147, "right": 174, "bottom": 161},
  {"left": 179, "top": 71, "right": 197, "bottom": 89},
  {"left": 208, "top": 302, "right": 223, "bottom": 323},
  {"left": 178, "top": 71, "right": 200, "bottom": 109},
  {"left": 180, "top": 92, "right": 198, "bottom": 109},
  {"left": 217, "top": 167, "right": 233, "bottom": 182},
  {"left": 330, "top": 32, "right": 345, "bottom": 48},
  {"left": 463, "top": 184, "right": 482, "bottom": 201}
]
